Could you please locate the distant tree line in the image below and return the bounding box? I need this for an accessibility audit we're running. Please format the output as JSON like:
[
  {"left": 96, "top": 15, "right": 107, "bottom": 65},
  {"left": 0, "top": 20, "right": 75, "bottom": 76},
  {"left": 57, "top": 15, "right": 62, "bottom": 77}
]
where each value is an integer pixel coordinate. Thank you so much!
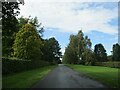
[
  {"left": 2, "top": 1, "right": 62, "bottom": 65},
  {"left": 62, "top": 30, "right": 120, "bottom": 65}
]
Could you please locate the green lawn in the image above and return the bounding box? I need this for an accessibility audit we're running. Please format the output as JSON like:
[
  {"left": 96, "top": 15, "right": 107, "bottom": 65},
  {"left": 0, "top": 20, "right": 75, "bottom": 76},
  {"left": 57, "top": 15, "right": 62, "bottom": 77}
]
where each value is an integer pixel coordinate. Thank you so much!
[
  {"left": 66, "top": 64, "right": 119, "bottom": 88},
  {"left": 3, "top": 65, "right": 56, "bottom": 88}
]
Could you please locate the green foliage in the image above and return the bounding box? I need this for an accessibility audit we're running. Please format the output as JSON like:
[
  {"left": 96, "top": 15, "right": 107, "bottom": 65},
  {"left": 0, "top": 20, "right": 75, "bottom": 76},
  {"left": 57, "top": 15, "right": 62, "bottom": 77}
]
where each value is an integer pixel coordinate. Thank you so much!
[
  {"left": 18, "top": 16, "right": 29, "bottom": 28},
  {"left": 62, "top": 46, "right": 78, "bottom": 64},
  {"left": 2, "top": 2, "right": 21, "bottom": 57},
  {"left": 13, "top": 24, "right": 43, "bottom": 61},
  {"left": 2, "top": 1, "right": 62, "bottom": 76},
  {"left": 112, "top": 43, "right": 120, "bottom": 61},
  {"left": 95, "top": 61, "right": 120, "bottom": 68},
  {"left": 18, "top": 16, "right": 44, "bottom": 37},
  {"left": 81, "top": 49, "right": 96, "bottom": 65},
  {"left": 94, "top": 43, "right": 107, "bottom": 62},
  {"left": 2, "top": 57, "right": 50, "bottom": 75},
  {"left": 43, "top": 37, "right": 62, "bottom": 64},
  {"left": 63, "top": 30, "right": 92, "bottom": 64}
]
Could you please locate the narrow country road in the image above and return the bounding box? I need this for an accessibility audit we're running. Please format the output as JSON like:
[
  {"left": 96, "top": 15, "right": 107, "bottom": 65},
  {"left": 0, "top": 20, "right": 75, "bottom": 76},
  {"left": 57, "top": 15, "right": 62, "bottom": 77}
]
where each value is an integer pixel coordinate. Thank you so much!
[{"left": 32, "top": 64, "right": 106, "bottom": 88}]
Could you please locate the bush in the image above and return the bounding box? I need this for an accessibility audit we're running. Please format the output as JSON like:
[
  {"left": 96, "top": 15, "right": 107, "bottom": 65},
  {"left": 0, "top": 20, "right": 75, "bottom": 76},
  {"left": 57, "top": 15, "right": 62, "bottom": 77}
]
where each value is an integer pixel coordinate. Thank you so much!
[
  {"left": 2, "top": 57, "right": 50, "bottom": 75},
  {"left": 95, "top": 61, "right": 120, "bottom": 68}
]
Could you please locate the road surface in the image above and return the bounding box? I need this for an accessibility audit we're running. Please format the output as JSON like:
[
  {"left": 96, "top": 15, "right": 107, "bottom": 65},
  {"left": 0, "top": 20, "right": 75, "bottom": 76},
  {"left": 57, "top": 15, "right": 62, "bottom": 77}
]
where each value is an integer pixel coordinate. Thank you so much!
[{"left": 32, "top": 64, "right": 106, "bottom": 88}]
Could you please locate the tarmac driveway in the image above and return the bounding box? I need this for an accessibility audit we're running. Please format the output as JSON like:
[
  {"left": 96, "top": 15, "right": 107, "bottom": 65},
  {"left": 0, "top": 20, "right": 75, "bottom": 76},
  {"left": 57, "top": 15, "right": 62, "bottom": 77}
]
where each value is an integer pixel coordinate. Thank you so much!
[{"left": 32, "top": 64, "right": 106, "bottom": 88}]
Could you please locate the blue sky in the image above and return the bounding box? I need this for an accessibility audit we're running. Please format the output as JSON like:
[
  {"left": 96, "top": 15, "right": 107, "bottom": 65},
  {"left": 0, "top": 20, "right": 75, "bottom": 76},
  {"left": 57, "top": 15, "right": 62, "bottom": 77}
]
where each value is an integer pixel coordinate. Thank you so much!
[{"left": 19, "top": 0, "right": 118, "bottom": 55}]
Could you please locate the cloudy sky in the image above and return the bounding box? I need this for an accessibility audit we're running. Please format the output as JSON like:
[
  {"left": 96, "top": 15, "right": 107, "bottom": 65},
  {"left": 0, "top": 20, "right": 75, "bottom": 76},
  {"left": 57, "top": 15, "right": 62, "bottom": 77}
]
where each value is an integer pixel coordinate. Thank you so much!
[{"left": 19, "top": 0, "right": 119, "bottom": 55}]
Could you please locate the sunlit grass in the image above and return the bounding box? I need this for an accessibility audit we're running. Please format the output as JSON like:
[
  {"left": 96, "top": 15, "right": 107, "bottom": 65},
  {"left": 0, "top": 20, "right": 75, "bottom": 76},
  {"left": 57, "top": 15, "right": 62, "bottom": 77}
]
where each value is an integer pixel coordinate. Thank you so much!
[
  {"left": 3, "top": 65, "right": 56, "bottom": 88},
  {"left": 66, "top": 64, "right": 119, "bottom": 88}
]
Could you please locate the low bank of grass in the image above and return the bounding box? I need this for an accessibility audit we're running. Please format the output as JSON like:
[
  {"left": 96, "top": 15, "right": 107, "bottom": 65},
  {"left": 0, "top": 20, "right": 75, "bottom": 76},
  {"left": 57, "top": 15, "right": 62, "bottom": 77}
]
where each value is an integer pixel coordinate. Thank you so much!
[
  {"left": 66, "top": 64, "right": 119, "bottom": 88},
  {"left": 3, "top": 65, "right": 56, "bottom": 88}
]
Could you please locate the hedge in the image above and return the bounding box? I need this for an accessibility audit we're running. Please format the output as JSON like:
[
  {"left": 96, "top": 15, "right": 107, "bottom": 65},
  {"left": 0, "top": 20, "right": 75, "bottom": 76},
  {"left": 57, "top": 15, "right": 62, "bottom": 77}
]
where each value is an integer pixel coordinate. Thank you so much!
[
  {"left": 2, "top": 57, "right": 50, "bottom": 75},
  {"left": 95, "top": 61, "right": 120, "bottom": 68}
]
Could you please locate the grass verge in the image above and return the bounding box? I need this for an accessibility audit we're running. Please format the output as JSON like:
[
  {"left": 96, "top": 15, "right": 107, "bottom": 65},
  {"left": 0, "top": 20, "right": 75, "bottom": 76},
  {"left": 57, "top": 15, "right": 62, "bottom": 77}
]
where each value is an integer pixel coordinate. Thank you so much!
[
  {"left": 66, "top": 64, "right": 119, "bottom": 88},
  {"left": 3, "top": 65, "right": 56, "bottom": 88}
]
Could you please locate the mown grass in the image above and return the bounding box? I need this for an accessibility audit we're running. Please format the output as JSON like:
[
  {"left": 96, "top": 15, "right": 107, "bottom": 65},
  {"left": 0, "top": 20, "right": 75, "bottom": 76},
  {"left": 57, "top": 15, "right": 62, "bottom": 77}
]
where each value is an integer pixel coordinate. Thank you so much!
[
  {"left": 3, "top": 65, "right": 56, "bottom": 88},
  {"left": 66, "top": 64, "right": 119, "bottom": 88}
]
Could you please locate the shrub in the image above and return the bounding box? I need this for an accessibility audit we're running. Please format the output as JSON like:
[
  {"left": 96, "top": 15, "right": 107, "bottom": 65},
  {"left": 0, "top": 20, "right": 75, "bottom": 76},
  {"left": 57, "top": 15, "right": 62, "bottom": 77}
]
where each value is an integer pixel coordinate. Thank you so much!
[
  {"left": 2, "top": 57, "right": 50, "bottom": 75},
  {"left": 95, "top": 61, "right": 120, "bottom": 68}
]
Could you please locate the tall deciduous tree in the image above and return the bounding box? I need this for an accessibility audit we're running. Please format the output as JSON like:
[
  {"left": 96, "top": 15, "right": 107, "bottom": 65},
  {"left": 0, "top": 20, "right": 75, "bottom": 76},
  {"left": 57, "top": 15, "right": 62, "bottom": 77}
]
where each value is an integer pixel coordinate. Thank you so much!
[{"left": 63, "top": 30, "right": 92, "bottom": 64}]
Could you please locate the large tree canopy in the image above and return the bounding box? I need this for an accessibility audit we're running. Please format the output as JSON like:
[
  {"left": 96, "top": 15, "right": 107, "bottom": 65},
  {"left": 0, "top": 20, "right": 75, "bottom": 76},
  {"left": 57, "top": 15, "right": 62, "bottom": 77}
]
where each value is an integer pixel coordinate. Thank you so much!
[
  {"left": 63, "top": 30, "right": 93, "bottom": 64},
  {"left": 13, "top": 24, "right": 43, "bottom": 61}
]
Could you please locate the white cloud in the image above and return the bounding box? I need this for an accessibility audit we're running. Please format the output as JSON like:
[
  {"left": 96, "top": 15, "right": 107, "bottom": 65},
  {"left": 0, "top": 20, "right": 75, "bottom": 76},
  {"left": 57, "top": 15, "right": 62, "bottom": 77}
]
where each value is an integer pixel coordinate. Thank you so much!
[
  {"left": 19, "top": 1, "right": 118, "bottom": 35},
  {"left": 60, "top": 48, "right": 65, "bottom": 55}
]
